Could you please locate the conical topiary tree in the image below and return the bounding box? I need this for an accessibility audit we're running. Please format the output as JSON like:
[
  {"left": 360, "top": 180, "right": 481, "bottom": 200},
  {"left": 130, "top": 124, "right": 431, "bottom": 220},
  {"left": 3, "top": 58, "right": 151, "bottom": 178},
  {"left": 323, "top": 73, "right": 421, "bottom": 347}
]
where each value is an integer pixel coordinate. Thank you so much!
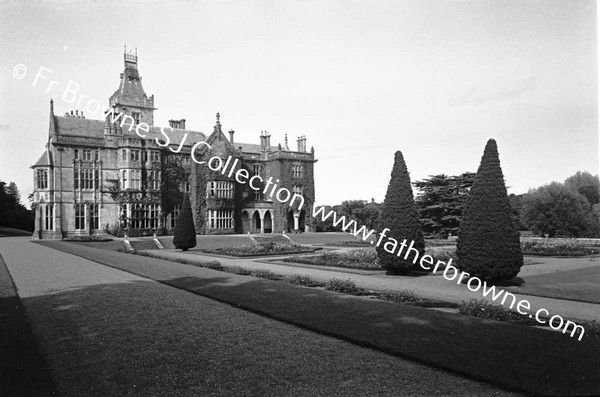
[
  {"left": 456, "top": 139, "right": 523, "bottom": 282},
  {"left": 173, "top": 194, "right": 197, "bottom": 251},
  {"left": 376, "top": 151, "right": 425, "bottom": 273}
]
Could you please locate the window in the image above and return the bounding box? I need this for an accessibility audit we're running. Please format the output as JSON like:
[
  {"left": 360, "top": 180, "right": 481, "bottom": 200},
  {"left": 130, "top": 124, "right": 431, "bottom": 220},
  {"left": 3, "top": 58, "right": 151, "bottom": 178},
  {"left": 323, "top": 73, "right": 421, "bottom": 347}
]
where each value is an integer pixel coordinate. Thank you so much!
[
  {"left": 150, "top": 151, "right": 160, "bottom": 162},
  {"left": 130, "top": 204, "right": 160, "bottom": 229},
  {"left": 184, "top": 180, "right": 190, "bottom": 193},
  {"left": 95, "top": 169, "right": 100, "bottom": 188},
  {"left": 121, "top": 149, "right": 127, "bottom": 161},
  {"left": 132, "top": 112, "right": 141, "bottom": 124},
  {"left": 75, "top": 204, "right": 85, "bottom": 230},
  {"left": 44, "top": 205, "right": 53, "bottom": 231},
  {"left": 182, "top": 157, "right": 191, "bottom": 166},
  {"left": 89, "top": 204, "right": 99, "bottom": 230},
  {"left": 121, "top": 170, "right": 128, "bottom": 189},
  {"left": 148, "top": 170, "right": 160, "bottom": 190},
  {"left": 292, "top": 164, "right": 303, "bottom": 178},
  {"left": 130, "top": 150, "right": 140, "bottom": 162},
  {"left": 130, "top": 170, "right": 141, "bottom": 189},
  {"left": 82, "top": 149, "right": 92, "bottom": 161},
  {"left": 74, "top": 149, "right": 79, "bottom": 160},
  {"left": 77, "top": 169, "right": 94, "bottom": 190},
  {"left": 36, "top": 169, "right": 48, "bottom": 189},
  {"left": 207, "top": 210, "right": 233, "bottom": 229},
  {"left": 253, "top": 165, "right": 262, "bottom": 176},
  {"left": 206, "top": 181, "right": 233, "bottom": 198},
  {"left": 254, "top": 189, "right": 261, "bottom": 201},
  {"left": 293, "top": 185, "right": 303, "bottom": 196},
  {"left": 170, "top": 205, "right": 180, "bottom": 228},
  {"left": 143, "top": 151, "right": 148, "bottom": 162}
]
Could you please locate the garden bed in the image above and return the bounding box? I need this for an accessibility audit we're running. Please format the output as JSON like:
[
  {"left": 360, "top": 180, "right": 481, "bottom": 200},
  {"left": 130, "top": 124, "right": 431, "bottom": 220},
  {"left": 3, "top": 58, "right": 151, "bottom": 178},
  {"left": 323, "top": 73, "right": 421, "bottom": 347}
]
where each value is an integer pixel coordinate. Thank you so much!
[
  {"left": 200, "top": 242, "right": 318, "bottom": 257},
  {"left": 521, "top": 240, "right": 600, "bottom": 256},
  {"left": 283, "top": 249, "right": 381, "bottom": 270}
]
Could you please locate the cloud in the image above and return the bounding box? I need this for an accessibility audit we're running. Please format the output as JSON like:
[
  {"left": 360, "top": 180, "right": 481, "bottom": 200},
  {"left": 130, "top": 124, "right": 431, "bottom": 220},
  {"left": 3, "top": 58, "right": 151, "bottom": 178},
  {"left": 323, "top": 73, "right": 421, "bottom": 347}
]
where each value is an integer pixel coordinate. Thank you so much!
[
  {"left": 0, "top": 124, "right": 10, "bottom": 130},
  {"left": 448, "top": 77, "right": 536, "bottom": 107}
]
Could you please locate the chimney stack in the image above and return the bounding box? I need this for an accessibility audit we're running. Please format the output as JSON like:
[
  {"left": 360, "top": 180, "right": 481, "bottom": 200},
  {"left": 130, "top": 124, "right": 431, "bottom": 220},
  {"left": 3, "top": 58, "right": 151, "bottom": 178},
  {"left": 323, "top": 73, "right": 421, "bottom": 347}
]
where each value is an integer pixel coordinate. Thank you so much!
[{"left": 229, "top": 129, "right": 235, "bottom": 144}]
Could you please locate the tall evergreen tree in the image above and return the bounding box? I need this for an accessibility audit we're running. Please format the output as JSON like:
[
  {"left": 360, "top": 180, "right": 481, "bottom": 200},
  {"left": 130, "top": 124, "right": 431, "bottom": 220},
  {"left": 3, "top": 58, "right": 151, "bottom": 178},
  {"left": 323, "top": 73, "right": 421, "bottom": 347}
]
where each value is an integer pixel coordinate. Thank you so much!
[
  {"left": 173, "top": 194, "right": 197, "bottom": 251},
  {"left": 456, "top": 139, "right": 523, "bottom": 282},
  {"left": 376, "top": 151, "right": 425, "bottom": 273}
]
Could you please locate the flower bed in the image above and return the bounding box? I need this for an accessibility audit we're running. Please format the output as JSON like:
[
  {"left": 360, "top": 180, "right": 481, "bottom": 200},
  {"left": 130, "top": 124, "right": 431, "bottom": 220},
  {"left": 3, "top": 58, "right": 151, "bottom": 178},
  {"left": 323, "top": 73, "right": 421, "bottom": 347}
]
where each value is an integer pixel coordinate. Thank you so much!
[
  {"left": 326, "top": 240, "right": 374, "bottom": 247},
  {"left": 282, "top": 248, "right": 381, "bottom": 270},
  {"left": 202, "top": 242, "right": 316, "bottom": 257},
  {"left": 521, "top": 240, "right": 600, "bottom": 256}
]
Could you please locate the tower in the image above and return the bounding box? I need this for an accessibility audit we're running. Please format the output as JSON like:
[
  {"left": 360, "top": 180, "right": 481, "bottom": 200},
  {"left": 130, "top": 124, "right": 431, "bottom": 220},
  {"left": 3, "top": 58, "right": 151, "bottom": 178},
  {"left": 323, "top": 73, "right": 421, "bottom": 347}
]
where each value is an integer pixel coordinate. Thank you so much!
[{"left": 108, "top": 46, "right": 157, "bottom": 126}]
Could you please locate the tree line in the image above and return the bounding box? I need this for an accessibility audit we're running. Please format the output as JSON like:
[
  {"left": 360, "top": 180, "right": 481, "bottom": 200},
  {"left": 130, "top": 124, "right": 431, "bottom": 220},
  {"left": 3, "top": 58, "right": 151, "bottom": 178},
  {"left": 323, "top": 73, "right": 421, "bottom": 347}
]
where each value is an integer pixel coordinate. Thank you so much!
[
  {"left": 0, "top": 180, "right": 35, "bottom": 232},
  {"left": 314, "top": 171, "right": 600, "bottom": 239}
]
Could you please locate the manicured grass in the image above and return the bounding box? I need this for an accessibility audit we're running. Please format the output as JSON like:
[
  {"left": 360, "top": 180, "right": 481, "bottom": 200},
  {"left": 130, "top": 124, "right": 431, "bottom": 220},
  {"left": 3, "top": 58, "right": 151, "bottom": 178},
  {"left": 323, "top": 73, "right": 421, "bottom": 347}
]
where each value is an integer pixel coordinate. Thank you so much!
[
  {"left": 508, "top": 266, "right": 600, "bottom": 303},
  {"left": 32, "top": 241, "right": 600, "bottom": 396},
  {"left": 0, "top": 254, "right": 57, "bottom": 396}
]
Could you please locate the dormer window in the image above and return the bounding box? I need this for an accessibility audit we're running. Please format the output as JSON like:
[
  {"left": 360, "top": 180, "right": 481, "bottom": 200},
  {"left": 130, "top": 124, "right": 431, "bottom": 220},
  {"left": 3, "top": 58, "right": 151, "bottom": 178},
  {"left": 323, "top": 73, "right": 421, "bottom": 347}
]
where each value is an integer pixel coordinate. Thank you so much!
[{"left": 36, "top": 169, "right": 48, "bottom": 189}]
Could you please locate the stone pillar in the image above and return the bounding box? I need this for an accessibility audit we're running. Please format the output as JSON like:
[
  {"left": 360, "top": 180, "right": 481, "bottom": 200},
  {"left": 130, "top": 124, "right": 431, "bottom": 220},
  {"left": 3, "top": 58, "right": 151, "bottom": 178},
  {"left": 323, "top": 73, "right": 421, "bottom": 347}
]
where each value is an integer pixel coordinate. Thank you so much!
[
  {"left": 293, "top": 212, "right": 300, "bottom": 231},
  {"left": 260, "top": 212, "right": 265, "bottom": 234}
]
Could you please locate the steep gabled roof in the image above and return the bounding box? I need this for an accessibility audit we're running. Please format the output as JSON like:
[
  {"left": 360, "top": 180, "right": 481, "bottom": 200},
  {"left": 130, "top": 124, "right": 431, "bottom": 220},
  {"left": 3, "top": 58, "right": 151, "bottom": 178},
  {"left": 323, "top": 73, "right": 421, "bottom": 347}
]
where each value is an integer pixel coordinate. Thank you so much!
[
  {"left": 32, "top": 151, "right": 51, "bottom": 168},
  {"left": 53, "top": 115, "right": 205, "bottom": 145}
]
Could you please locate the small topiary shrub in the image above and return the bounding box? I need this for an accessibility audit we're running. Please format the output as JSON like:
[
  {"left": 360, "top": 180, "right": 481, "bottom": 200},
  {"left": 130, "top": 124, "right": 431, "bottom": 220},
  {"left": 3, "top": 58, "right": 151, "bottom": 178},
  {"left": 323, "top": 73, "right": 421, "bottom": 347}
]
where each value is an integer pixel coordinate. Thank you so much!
[
  {"left": 379, "top": 290, "right": 459, "bottom": 308},
  {"left": 283, "top": 273, "right": 323, "bottom": 287},
  {"left": 173, "top": 195, "right": 197, "bottom": 251},
  {"left": 325, "top": 278, "right": 360, "bottom": 294},
  {"left": 250, "top": 269, "right": 282, "bottom": 280},
  {"left": 458, "top": 299, "right": 511, "bottom": 321},
  {"left": 227, "top": 266, "right": 253, "bottom": 276}
]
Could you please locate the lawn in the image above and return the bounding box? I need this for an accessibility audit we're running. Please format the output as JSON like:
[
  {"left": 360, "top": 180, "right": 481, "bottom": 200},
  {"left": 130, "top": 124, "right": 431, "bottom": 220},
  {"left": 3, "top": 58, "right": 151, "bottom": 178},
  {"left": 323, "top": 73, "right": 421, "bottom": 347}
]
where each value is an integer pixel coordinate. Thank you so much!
[{"left": 507, "top": 266, "right": 600, "bottom": 303}]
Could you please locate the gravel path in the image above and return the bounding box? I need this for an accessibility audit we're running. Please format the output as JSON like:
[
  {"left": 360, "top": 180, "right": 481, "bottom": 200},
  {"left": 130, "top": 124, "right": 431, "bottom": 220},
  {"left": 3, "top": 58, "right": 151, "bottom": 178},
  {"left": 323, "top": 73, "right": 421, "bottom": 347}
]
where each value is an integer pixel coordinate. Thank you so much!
[{"left": 0, "top": 237, "right": 517, "bottom": 396}]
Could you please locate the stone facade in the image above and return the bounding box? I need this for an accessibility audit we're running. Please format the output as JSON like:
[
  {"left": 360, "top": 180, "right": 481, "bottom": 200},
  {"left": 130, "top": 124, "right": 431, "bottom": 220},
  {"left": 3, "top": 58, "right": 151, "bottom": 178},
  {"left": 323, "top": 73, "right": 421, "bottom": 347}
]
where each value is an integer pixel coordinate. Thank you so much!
[{"left": 31, "top": 49, "right": 316, "bottom": 239}]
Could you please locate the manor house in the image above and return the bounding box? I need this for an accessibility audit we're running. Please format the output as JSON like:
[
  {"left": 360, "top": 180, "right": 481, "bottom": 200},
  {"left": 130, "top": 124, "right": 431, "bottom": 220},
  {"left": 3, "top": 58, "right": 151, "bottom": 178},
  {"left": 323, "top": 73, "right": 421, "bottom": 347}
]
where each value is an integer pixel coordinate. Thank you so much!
[{"left": 31, "top": 49, "right": 316, "bottom": 239}]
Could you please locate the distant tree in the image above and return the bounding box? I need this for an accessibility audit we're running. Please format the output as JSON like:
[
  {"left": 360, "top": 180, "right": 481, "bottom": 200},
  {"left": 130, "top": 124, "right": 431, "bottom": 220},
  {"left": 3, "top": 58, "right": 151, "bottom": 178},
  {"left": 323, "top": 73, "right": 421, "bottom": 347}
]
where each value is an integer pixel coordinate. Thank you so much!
[
  {"left": 338, "top": 200, "right": 381, "bottom": 230},
  {"left": 376, "top": 151, "right": 424, "bottom": 273},
  {"left": 456, "top": 139, "right": 523, "bottom": 282},
  {"left": 413, "top": 172, "right": 476, "bottom": 237},
  {"left": 564, "top": 171, "right": 600, "bottom": 205},
  {"left": 507, "top": 193, "right": 526, "bottom": 230},
  {"left": 0, "top": 180, "right": 34, "bottom": 231},
  {"left": 521, "top": 182, "right": 596, "bottom": 237},
  {"left": 173, "top": 194, "right": 197, "bottom": 251}
]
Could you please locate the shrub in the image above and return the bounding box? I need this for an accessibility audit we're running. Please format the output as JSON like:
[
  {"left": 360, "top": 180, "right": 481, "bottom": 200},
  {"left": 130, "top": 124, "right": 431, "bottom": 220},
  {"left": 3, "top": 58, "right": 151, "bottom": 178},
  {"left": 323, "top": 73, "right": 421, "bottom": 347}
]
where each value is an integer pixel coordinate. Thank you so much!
[
  {"left": 283, "top": 273, "right": 323, "bottom": 287},
  {"left": 250, "top": 269, "right": 282, "bottom": 280},
  {"left": 458, "top": 299, "right": 511, "bottom": 321},
  {"left": 325, "top": 278, "right": 360, "bottom": 294},
  {"left": 173, "top": 195, "right": 197, "bottom": 251},
  {"left": 376, "top": 151, "right": 425, "bottom": 273},
  {"left": 227, "top": 266, "right": 253, "bottom": 276},
  {"left": 456, "top": 139, "right": 523, "bottom": 282},
  {"left": 379, "top": 290, "right": 459, "bottom": 308},
  {"left": 581, "top": 320, "right": 600, "bottom": 339}
]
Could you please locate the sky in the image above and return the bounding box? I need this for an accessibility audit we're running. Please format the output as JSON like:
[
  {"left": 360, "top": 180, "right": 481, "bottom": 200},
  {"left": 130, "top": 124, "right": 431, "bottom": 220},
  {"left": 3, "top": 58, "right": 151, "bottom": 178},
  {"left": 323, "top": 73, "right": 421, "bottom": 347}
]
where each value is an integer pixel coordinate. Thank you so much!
[{"left": 0, "top": 0, "right": 598, "bottom": 206}]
